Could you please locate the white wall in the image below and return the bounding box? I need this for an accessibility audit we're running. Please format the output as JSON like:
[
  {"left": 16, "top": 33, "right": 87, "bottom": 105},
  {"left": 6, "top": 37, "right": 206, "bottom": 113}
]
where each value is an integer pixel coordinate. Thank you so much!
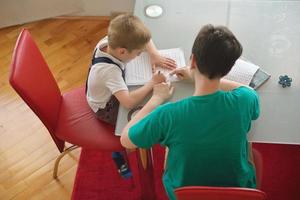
[
  {"left": 0, "top": 0, "right": 83, "bottom": 28},
  {"left": 0, "top": 0, "right": 135, "bottom": 28},
  {"left": 77, "top": 0, "right": 135, "bottom": 16}
]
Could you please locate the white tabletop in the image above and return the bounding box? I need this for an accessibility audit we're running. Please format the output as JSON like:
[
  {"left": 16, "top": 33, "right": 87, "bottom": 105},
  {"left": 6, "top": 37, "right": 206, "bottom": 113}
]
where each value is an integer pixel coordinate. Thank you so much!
[{"left": 116, "top": 0, "right": 300, "bottom": 144}]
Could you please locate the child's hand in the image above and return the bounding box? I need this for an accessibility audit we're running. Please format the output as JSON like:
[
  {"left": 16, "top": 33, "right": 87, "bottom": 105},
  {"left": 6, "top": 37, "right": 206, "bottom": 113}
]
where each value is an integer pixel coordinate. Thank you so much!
[
  {"left": 169, "top": 66, "right": 193, "bottom": 81},
  {"left": 151, "top": 83, "right": 174, "bottom": 104},
  {"left": 150, "top": 71, "right": 166, "bottom": 85},
  {"left": 150, "top": 53, "right": 177, "bottom": 72}
]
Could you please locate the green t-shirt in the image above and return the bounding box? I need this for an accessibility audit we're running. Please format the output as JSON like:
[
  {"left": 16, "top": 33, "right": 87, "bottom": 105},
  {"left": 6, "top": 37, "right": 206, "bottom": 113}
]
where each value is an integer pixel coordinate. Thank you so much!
[{"left": 129, "top": 86, "right": 260, "bottom": 200}]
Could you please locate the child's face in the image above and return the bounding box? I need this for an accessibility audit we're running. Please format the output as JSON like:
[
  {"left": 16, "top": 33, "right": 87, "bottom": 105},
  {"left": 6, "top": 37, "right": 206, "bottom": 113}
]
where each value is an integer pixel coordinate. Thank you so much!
[{"left": 122, "top": 48, "right": 145, "bottom": 63}]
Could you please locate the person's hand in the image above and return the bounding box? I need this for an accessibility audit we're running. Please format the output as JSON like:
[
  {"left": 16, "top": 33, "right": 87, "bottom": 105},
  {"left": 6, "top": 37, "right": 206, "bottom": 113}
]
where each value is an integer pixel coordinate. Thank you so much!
[
  {"left": 169, "top": 66, "right": 193, "bottom": 81},
  {"left": 151, "top": 82, "right": 174, "bottom": 104},
  {"left": 150, "top": 53, "right": 177, "bottom": 72},
  {"left": 150, "top": 71, "right": 167, "bottom": 85}
]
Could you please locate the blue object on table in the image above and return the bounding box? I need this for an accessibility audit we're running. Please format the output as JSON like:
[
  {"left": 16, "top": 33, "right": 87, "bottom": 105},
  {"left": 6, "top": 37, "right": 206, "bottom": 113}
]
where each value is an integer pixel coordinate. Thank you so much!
[{"left": 278, "top": 75, "right": 292, "bottom": 88}]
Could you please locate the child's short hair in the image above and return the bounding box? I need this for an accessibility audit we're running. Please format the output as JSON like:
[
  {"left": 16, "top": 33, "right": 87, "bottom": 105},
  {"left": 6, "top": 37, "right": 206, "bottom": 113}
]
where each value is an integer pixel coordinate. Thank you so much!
[
  {"left": 108, "top": 14, "right": 151, "bottom": 52},
  {"left": 192, "top": 24, "right": 243, "bottom": 79}
]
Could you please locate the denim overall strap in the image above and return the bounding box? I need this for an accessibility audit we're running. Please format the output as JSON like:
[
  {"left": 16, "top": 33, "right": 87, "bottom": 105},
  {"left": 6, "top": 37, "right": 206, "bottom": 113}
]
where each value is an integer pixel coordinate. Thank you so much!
[
  {"left": 86, "top": 49, "right": 126, "bottom": 125},
  {"left": 86, "top": 49, "right": 125, "bottom": 93},
  {"left": 91, "top": 57, "right": 125, "bottom": 79}
]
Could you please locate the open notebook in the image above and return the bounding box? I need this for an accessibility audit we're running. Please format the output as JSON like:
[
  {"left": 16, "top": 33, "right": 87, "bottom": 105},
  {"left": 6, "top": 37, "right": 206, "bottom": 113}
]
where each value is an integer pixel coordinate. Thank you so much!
[
  {"left": 125, "top": 48, "right": 186, "bottom": 85},
  {"left": 125, "top": 48, "right": 270, "bottom": 89},
  {"left": 225, "top": 58, "right": 271, "bottom": 89}
]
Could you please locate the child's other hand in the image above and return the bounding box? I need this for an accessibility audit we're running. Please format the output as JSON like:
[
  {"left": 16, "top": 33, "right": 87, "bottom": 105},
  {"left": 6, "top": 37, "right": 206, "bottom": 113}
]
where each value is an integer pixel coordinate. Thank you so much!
[
  {"left": 151, "top": 71, "right": 166, "bottom": 85},
  {"left": 150, "top": 53, "right": 177, "bottom": 72},
  {"left": 151, "top": 83, "right": 174, "bottom": 104},
  {"left": 169, "top": 66, "right": 193, "bottom": 81}
]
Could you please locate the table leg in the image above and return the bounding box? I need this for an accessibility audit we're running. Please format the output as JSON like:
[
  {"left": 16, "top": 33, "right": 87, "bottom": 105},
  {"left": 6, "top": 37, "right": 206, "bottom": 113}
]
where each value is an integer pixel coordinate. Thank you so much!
[{"left": 137, "top": 148, "right": 156, "bottom": 200}]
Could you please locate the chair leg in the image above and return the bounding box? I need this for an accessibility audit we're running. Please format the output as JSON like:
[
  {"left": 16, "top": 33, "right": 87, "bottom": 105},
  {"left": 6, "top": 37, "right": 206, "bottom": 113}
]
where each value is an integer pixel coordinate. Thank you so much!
[{"left": 53, "top": 145, "right": 79, "bottom": 179}]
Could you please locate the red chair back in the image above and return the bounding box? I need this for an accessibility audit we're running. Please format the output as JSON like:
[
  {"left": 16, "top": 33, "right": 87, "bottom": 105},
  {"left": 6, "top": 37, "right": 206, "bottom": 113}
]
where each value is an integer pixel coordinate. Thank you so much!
[
  {"left": 9, "top": 29, "right": 65, "bottom": 152},
  {"left": 175, "top": 186, "right": 267, "bottom": 200}
]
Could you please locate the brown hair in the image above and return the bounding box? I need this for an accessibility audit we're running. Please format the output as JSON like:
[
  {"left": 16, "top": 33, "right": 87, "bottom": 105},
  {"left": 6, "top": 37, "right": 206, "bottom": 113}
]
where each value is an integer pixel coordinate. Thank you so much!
[
  {"left": 192, "top": 24, "right": 243, "bottom": 79},
  {"left": 108, "top": 14, "right": 151, "bottom": 52}
]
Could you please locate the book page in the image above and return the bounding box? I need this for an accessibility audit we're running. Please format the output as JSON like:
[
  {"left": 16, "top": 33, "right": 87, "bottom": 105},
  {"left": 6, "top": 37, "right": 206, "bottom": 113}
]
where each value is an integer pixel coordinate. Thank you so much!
[
  {"left": 125, "top": 48, "right": 186, "bottom": 85},
  {"left": 224, "top": 59, "right": 260, "bottom": 85},
  {"left": 156, "top": 48, "right": 186, "bottom": 82},
  {"left": 125, "top": 52, "right": 152, "bottom": 86}
]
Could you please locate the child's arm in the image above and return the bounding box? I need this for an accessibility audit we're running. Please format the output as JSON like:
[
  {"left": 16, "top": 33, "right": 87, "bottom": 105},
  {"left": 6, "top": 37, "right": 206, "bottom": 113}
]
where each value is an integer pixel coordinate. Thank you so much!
[
  {"left": 114, "top": 72, "right": 166, "bottom": 109},
  {"left": 146, "top": 39, "right": 177, "bottom": 72}
]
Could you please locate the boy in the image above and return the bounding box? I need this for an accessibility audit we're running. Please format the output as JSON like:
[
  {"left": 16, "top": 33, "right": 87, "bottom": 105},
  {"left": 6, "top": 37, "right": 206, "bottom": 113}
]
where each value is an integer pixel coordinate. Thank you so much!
[
  {"left": 120, "top": 24, "right": 260, "bottom": 199},
  {"left": 86, "top": 14, "right": 176, "bottom": 179}
]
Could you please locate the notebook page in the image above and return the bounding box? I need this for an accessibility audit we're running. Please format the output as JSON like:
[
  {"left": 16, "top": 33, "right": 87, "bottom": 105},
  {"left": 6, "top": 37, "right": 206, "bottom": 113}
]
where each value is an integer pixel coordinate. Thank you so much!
[
  {"left": 125, "top": 52, "right": 152, "bottom": 86},
  {"left": 125, "top": 48, "right": 186, "bottom": 85},
  {"left": 156, "top": 48, "right": 186, "bottom": 82},
  {"left": 224, "top": 59, "right": 260, "bottom": 85}
]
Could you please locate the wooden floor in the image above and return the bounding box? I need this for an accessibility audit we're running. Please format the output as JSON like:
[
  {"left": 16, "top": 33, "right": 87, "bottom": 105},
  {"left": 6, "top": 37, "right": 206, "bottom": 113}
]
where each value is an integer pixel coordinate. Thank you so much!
[{"left": 0, "top": 17, "right": 110, "bottom": 199}]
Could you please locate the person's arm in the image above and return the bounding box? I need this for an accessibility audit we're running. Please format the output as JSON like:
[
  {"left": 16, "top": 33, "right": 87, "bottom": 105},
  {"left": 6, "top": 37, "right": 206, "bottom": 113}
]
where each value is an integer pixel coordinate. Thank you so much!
[
  {"left": 120, "top": 83, "right": 174, "bottom": 149},
  {"left": 164, "top": 147, "right": 169, "bottom": 170},
  {"left": 219, "top": 79, "right": 248, "bottom": 91},
  {"left": 248, "top": 142, "right": 257, "bottom": 180},
  {"left": 169, "top": 66, "right": 194, "bottom": 81},
  {"left": 146, "top": 39, "right": 177, "bottom": 72},
  {"left": 114, "top": 72, "right": 166, "bottom": 109},
  {"left": 170, "top": 66, "right": 251, "bottom": 91},
  {"left": 248, "top": 142, "right": 255, "bottom": 166},
  {"left": 114, "top": 82, "right": 152, "bottom": 110}
]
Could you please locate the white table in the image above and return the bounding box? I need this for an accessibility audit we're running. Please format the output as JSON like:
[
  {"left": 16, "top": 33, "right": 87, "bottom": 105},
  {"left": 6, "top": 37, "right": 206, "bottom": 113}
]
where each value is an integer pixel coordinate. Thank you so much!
[
  {"left": 115, "top": 1, "right": 300, "bottom": 199},
  {"left": 116, "top": 0, "right": 300, "bottom": 145}
]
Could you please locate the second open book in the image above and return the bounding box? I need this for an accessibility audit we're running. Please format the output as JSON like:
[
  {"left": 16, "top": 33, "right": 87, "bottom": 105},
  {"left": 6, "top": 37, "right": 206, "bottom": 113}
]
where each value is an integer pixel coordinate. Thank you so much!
[{"left": 125, "top": 48, "right": 270, "bottom": 88}]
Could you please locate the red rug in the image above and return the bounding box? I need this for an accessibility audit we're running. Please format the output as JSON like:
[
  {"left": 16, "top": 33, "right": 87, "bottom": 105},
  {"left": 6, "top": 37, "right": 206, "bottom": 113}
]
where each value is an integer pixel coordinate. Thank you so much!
[{"left": 71, "top": 143, "right": 300, "bottom": 200}]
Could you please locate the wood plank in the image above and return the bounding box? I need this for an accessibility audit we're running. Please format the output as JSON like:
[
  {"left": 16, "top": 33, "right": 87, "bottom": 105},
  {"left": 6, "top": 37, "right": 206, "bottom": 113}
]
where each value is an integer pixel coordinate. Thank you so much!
[{"left": 13, "top": 149, "right": 80, "bottom": 200}]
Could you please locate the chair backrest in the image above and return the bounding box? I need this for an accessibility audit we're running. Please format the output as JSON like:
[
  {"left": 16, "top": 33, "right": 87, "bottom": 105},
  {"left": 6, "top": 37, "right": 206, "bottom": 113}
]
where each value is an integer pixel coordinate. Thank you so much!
[
  {"left": 9, "top": 29, "right": 65, "bottom": 152},
  {"left": 174, "top": 186, "right": 267, "bottom": 200}
]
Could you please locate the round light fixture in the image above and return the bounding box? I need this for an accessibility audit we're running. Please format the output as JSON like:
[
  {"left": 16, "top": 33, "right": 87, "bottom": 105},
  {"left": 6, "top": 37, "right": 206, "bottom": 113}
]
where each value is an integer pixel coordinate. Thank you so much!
[{"left": 144, "top": 4, "right": 164, "bottom": 18}]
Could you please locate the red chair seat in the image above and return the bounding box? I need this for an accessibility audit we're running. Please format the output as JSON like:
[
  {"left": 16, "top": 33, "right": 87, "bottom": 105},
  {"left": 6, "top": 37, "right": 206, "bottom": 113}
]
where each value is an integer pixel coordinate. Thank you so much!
[{"left": 55, "top": 87, "right": 123, "bottom": 151}]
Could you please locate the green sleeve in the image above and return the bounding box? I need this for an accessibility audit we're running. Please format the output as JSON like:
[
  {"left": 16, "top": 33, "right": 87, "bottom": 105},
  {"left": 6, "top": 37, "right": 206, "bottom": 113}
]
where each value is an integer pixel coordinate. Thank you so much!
[
  {"left": 128, "top": 105, "right": 168, "bottom": 148},
  {"left": 243, "top": 87, "right": 260, "bottom": 120},
  {"left": 235, "top": 86, "right": 260, "bottom": 120},
  {"left": 251, "top": 90, "right": 260, "bottom": 120}
]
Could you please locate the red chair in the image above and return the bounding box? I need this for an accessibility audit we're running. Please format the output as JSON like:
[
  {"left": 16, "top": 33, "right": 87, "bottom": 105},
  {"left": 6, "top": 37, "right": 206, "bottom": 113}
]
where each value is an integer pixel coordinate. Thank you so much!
[
  {"left": 174, "top": 148, "right": 267, "bottom": 200},
  {"left": 174, "top": 186, "right": 267, "bottom": 200},
  {"left": 9, "top": 29, "right": 124, "bottom": 178}
]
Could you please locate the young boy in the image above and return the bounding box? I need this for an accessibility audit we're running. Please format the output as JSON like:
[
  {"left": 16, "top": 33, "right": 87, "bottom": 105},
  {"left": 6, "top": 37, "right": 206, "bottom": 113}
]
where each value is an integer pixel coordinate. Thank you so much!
[
  {"left": 86, "top": 14, "right": 176, "bottom": 179},
  {"left": 120, "top": 24, "right": 260, "bottom": 199}
]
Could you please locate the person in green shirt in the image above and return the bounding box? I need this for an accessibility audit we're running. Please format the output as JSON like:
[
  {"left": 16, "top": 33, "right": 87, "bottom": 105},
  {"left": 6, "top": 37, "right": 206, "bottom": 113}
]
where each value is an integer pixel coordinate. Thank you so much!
[{"left": 120, "top": 24, "right": 260, "bottom": 200}]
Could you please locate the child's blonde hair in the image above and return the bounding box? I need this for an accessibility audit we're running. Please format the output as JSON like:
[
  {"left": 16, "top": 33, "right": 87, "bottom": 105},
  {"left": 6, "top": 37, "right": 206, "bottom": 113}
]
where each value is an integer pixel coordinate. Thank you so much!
[{"left": 108, "top": 14, "right": 151, "bottom": 52}]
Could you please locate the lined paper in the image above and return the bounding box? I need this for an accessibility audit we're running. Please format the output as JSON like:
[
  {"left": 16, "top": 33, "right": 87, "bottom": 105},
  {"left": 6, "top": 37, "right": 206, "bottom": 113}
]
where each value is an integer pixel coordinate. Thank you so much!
[
  {"left": 125, "top": 49, "right": 259, "bottom": 86},
  {"left": 125, "top": 48, "right": 186, "bottom": 85},
  {"left": 224, "top": 59, "right": 260, "bottom": 85}
]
